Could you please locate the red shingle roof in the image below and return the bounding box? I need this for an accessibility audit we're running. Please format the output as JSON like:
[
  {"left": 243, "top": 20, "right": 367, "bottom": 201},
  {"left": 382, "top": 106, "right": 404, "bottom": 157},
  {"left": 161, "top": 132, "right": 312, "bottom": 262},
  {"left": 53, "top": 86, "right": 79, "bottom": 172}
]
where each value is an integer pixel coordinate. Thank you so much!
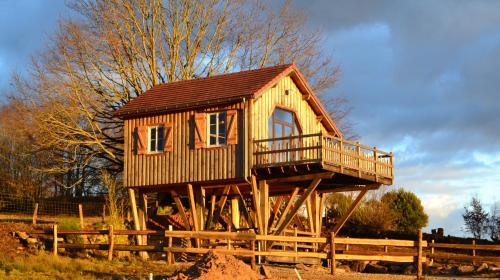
[
  {"left": 114, "top": 64, "right": 341, "bottom": 136},
  {"left": 114, "top": 64, "right": 293, "bottom": 117}
]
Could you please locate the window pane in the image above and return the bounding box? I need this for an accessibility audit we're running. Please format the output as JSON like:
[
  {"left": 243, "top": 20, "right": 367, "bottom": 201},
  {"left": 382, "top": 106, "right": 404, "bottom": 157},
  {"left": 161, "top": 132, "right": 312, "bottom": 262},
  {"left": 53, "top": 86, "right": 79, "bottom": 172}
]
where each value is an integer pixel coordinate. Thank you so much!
[
  {"left": 219, "top": 113, "right": 226, "bottom": 135},
  {"left": 157, "top": 126, "right": 164, "bottom": 151},
  {"left": 210, "top": 114, "right": 217, "bottom": 125},
  {"left": 150, "top": 127, "right": 156, "bottom": 152},
  {"left": 210, "top": 135, "right": 217, "bottom": 145},
  {"left": 210, "top": 123, "right": 217, "bottom": 135},
  {"left": 274, "top": 108, "right": 294, "bottom": 125}
]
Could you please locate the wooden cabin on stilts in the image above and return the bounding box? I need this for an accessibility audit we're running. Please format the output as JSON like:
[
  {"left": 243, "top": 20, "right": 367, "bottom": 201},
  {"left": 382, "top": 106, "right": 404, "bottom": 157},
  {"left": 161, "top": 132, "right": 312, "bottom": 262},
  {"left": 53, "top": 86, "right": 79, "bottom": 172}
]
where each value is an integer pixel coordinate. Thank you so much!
[{"left": 114, "top": 64, "right": 394, "bottom": 263}]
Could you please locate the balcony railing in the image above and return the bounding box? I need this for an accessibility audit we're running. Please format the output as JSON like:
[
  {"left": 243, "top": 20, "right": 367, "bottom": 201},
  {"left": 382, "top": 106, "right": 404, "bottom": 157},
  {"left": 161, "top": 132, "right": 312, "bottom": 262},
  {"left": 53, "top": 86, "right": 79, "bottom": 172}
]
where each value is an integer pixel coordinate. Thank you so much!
[{"left": 253, "top": 133, "right": 393, "bottom": 183}]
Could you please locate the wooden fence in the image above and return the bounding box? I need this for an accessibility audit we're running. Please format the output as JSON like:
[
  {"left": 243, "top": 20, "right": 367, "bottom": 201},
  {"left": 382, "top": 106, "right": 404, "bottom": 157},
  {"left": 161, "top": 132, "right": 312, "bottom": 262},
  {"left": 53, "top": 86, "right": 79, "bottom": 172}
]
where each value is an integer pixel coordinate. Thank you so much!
[{"left": 30, "top": 226, "right": 500, "bottom": 279}]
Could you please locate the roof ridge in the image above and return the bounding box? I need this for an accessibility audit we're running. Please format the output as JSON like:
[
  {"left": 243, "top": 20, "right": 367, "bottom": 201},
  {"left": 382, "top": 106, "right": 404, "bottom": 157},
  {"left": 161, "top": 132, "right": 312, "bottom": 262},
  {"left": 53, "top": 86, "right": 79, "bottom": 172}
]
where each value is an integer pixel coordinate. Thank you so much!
[{"left": 149, "top": 63, "right": 294, "bottom": 90}]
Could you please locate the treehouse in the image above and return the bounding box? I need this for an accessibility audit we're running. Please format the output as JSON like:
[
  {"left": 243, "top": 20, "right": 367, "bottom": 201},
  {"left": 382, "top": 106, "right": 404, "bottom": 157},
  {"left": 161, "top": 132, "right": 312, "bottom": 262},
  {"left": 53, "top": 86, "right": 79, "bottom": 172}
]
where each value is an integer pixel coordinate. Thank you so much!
[{"left": 115, "top": 64, "right": 393, "bottom": 260}]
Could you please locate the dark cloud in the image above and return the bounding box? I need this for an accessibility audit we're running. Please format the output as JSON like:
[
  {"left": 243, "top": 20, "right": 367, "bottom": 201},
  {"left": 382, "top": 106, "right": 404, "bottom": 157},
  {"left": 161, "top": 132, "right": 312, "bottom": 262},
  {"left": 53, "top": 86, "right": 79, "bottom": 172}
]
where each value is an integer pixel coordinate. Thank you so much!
[{"left": 295, "top": 0, "right": 500, "bottom": 233}]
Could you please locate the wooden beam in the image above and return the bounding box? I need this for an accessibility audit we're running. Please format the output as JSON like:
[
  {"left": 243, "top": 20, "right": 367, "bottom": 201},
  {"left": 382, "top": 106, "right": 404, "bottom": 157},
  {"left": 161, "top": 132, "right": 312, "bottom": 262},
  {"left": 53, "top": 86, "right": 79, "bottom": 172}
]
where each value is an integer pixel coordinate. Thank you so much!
[
  {"left": 259, "top": 180, "right": 269, "bottom": 236},
  {"left": 195, "top": 186, "right": 206, "bottom": 231},
  {"left": 306, "top": 196, "right": 314, "bottom": 233},
  {"left": 187, "top": 184, "right": 199, "bottom": 232},
  {"left": 232, "top": 185, "right": 254, "bottom": 228},
  {"left": 231, "top": 196, "right": 240, "bottom": 229},
  {"left": 273, "top": 188, "right": 300, "bottom": 234},
  {"left": 170, "top": 190, "right": 191, "bottom": 230},
  {"left": 266, "top": 172, "right": 333, "bottom": 184},
  {"left": 332, "top": 189, "right": 368, "bottom": 234},
  {"left": 205, "top": 194, "right": 216, "bottom": 229},
  {"left": 268, "top": 196, "right": 283, "bottom": 232},
  {"left": 209, "top": 185, "right": 231, "bottom": 230},
  {"left": 318, "top": 193, "right": 327, "bottom": 236},
  {"left": 128, "top": 188, "right": 147, "bottom": 259},
  {"left": 250, "top": 176, "right": 263, "bottom": 234},
  {"left": 318, "top": 184, "right": 380, "bottom": 193},
  {"left": 274, "top": 178, "right": 322, "bottom": 236}
]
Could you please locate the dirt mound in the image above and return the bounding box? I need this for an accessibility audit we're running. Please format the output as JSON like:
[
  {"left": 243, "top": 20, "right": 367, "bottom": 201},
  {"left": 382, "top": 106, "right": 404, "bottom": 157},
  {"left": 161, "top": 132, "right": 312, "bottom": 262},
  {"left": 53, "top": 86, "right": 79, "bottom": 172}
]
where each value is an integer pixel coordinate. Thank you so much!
[
  {"left": 0, "top": 222, "right": 39, "bottom": 257},
  {"left": 170, "top": 251, "right": 264, "bottom": 280}
]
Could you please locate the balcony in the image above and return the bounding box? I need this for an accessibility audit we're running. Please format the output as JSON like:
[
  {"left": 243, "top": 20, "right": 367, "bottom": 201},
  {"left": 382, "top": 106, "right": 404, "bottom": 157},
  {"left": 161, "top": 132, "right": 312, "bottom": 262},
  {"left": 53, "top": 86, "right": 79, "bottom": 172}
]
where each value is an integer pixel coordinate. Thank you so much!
[{"left": 253, "top": 133, "right": 394, "bottom": 185}]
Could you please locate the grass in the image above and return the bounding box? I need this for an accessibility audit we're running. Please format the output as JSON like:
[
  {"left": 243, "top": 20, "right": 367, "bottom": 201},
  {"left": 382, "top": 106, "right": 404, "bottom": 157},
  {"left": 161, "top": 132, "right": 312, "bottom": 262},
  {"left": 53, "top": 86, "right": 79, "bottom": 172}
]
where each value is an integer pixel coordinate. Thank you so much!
[{"left": 0, "top": 252, "right": 179, "bottom": 279}]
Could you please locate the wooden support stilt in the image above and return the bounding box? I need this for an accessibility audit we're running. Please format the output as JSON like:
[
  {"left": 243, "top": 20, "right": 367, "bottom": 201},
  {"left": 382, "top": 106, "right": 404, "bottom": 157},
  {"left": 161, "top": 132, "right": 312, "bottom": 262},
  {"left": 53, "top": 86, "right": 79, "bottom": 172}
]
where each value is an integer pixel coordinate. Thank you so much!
[
  {"left": 274, "top": 178, "right": 322, "bottom": 236},
  {"left": 205, "top": 194, "right": 216, "bottom": 229},
  {"left": 171, "top": 190, "right": 191, "bottom": 230},
  {"left": 331, "top": 189, "right": 369, "bottom": 234},
  {"left": 232, "top": 185, "right": 253, "bottom": 228},
  {"left": 330, "top": 231, "right": 336, "bottom": 275},
  {"left": 128, "top": 188, "right": 148, "bottom": 259},
  {"left": 78, "top": 204, "right": 84, "bottom": 229},
  {"left": 187, "top": 184, "right": 200, "bottom": 247},
  {"left": 250, "top": 176, "right": 263, "bottom": 234},
  {"left": 195, "top": 186, "right": 206, "bottom": 231},
  {"left": 209, "top": 185, "right": 230, "bottom": 230},
  {"left": 268, "top": 196, "right": 283, "bottom": 232},
  {"left": 259, "top": 180, "right": 269, "bottom": 237},
  {"left": 274, "top": 188, "right": 300, "bottom": 234},
  {"left": 231, "top": 196, "right": 240, "bottom": 230}
]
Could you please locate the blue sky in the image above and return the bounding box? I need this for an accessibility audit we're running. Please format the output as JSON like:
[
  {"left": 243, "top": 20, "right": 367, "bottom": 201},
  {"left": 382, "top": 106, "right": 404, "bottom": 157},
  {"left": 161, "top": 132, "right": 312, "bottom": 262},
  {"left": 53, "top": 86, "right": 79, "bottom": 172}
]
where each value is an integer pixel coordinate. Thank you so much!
[{"left": 1, "top": 1, "right": 499, "bottom": 236}]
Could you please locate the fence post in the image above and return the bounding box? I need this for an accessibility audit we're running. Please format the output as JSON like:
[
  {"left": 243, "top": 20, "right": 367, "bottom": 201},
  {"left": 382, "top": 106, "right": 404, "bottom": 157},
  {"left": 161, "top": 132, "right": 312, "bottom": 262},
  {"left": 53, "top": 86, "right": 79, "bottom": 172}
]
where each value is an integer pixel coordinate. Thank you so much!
[
  {"left": 472, "top": 240, "right": 476, "bottom": 265},
  {"left": 294, "top": 227, "right": 298, "bottom": 263},
  {"left": 78, "top": 204, "right": 84, "bottom": 229},
  {"left": 102, "top": 204, "right": 106, "bottom": 223},
  {"left": 108, "top": 225, "right": 114, "bottom": 261},
  {"left": 430, "top": 239, "right": 434, "bottom": 266},
  {"left": 330, "top": 232, "right": 336, "bottom": 275},
  {"left": 250, "top": 240, "right": 256, "bottom": 271},
  {"left": 417, "top": 228, "right": 423, "bottom": 279},
  {"left": 32, "top": 203, "right": 38, "bottom": 225},
  {"left": 167, "top": 225, "right": 173, "bottom": 265},
  {"left": 53, "top": 224, "right": 58, "bottom": 256},
  {"left": 384, "top": 237, "right": 388, "bottom": 253}
]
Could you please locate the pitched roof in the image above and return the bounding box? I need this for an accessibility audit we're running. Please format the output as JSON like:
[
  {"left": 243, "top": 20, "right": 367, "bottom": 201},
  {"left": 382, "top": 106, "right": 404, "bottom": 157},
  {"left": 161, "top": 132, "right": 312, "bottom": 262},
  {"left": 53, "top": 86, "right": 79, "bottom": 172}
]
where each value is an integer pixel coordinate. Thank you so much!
[{"left": 114, "top": 64, "right": 341, "bottom": 136}]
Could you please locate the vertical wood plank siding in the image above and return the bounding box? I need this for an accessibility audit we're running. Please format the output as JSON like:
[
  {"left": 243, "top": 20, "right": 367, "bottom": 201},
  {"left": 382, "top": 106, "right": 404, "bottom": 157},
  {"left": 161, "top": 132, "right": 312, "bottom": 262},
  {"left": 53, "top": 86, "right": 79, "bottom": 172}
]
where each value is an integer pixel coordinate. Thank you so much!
[
  {"left": 124, "top": 102, "right": 245, "bottom": 188},
  {"left": 252, "top": 75, "right": 329, "bottom": 161}
]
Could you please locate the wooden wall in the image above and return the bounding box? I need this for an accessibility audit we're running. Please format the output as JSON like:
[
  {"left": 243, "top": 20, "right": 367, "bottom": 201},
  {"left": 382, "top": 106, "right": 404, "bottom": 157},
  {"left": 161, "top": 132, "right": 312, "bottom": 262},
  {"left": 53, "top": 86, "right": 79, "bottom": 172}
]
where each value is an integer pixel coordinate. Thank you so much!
[
  {"left": 251, "top": 75, "right": 329, "bottom": 140},
  {"left": 124, "top": 102, "right": 245, "bottom": 188}
]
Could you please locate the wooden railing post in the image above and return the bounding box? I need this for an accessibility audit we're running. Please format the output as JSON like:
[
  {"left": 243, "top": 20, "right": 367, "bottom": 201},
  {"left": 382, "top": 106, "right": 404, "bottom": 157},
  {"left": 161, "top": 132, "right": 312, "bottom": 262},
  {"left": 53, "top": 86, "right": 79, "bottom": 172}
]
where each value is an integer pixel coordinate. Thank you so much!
[
  {"left": 53, "top": 224, "right": 58, "bottom": 256},
  {"left": 330, "top": 232, "right": 336, "bottom": 275},
  {"left": 417, "top": 229, "right": 423, "bottom": 279},
  {"left": 32, "top": 203, "right": 38, "bottom": 225},
  {"left": 108, "top": 225, "right": 114, "bottom": 261}
]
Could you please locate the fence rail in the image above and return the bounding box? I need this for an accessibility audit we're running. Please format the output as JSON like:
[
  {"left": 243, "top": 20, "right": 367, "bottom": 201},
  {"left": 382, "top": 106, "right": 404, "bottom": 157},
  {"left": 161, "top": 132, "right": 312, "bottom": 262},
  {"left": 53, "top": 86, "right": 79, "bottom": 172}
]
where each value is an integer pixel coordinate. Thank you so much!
[{"left": 33, "top": 226, "right": 439, "bottom": 277}]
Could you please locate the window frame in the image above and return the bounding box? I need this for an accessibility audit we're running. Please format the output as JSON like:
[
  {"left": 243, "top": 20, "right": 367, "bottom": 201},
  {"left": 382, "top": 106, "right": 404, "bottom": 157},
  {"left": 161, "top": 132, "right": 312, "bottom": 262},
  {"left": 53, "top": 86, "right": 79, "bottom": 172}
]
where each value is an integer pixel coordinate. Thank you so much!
[
  {"left": 148, "top": 125, "right": 165, "bottom": 154},
  {"left": 206, "top": 111, "right": 227, "bottom": 147}
]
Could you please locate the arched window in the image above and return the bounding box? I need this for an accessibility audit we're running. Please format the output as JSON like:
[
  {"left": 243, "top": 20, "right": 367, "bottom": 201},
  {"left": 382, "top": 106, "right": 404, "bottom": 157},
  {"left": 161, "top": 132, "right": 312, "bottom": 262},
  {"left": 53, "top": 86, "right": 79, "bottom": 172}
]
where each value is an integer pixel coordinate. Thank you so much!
[{"left": 268, "top": 107, "right": 301, "bottom": 139}]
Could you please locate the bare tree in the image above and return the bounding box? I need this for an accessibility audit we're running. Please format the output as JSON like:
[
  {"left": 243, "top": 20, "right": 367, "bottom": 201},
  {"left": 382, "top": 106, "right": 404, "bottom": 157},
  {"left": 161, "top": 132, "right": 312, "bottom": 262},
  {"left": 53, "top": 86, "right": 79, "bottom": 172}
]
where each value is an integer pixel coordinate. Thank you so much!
[{"left": 12, "top": 0, "right": 342, "bottom": 188}]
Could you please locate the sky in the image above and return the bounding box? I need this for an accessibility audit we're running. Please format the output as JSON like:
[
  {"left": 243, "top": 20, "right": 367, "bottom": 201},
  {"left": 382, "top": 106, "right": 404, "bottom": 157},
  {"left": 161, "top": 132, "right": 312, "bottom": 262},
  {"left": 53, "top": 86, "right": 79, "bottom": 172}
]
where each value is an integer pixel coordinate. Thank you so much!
[{"left": 0, "top": 1, "right": 499, "bottom": 236}]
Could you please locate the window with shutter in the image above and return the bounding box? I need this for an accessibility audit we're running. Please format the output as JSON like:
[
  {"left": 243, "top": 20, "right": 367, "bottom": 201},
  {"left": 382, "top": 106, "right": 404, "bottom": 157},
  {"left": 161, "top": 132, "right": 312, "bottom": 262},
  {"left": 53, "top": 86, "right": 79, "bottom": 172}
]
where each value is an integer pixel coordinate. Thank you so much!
[
  {"left": 135, "top": 126, "right": 148, "bottom": 155},
  {"left": 194, "top": 112, "right": 206, "bottom": 149},
  {"left": 163, "top": 123, "right": 173, "bottom": 152},
  {"left": 226, "top": 110, "right": 238, "bottom": 145},
  {"left": 148, "top": 125, "right": 165, "bottom": 153}
]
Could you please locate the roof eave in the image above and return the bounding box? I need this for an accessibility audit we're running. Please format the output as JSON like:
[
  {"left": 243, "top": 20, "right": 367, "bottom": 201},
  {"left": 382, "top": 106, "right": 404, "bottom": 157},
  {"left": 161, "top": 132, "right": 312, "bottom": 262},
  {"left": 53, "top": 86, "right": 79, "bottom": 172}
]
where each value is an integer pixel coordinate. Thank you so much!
[{"left": 114, "top": 95, "right": 250, "bottom": 119}]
